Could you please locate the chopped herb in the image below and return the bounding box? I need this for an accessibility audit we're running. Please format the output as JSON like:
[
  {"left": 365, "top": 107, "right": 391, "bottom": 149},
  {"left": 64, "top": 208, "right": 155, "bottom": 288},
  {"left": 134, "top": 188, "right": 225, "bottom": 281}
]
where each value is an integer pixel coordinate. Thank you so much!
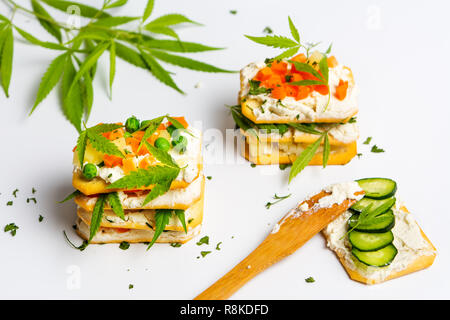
[
  {"left": 107, "top": 173, "right": 113, "bottom": 178},
  {"left": 129, "top": 284, "right": 134, "bottom": 290},
  {"left": 4, "top": 223, "right": 19, "bottom": 236},
  {"left": 348, "top": 117, "right": 357, "bottom": 123},
  {"left": 188, "top": 218, "right": 194, "bottom": 224},
  {"left": 39, "top": 215, "right": 44, "bottom": 222},
  {"left": 200, "top": 251, "right": 211, "bottom": 258},
  {"left": 305, "top": 276, "right": 315, "bottom": 283},
  {"left": 248, "top": 80, "right": 271, "bottom": 95},
  {"left": 12, "top": 189, "right": 19, "bottom": 198},
  {"left": 263, "top": 26, "right": 273, "bottom": 34},
  {"left": 196, "top": 236, "right": 209, "bottom": 246},
  {"left": 251, "top": 163, "right": 257, "bottom": 168},
  {"left": 285, "top": 75, "right": 292, "bottom": 82},
  {"left": 170, "top": 243, "right": 182, "bottom": 248},
  {"left": 357, "top": 153, "right": 362, "bottom": 159},
  {"left": 371, "top": 145, "right": 385, "bottom": 153},
  {"left": 363, "top": 137, "right": 372, "bottom": 145},
  {"left": 206, "top": 176, "right": 212, "bottom": 180},
  {"left": 6, "top": 201, "right": 13, "bottom": 206},
  {"left": 32, "top": 187, "right": 37, "bottom": 194},
  {"left": 63, "top": 231, "right": 88, "bottom": 251},
  {"left": 97, "top": 161, "right": 105, "bottom": 167},
  {"left": 119, "top": 241, "right": 130, "bottom": 250},
  {"left": 216, "top": 242, "right": 222, "bottom": 251},
  {"left": 229, "top": 10, "right": 237, "bottom": 14},
  {"left": 265, "top": 193, "right": 292, "bottom": 209},
  {"left": 27, "top": 197, "right": 37, "bottom": 204},
  {"left": 279, "top": 164, "right": 291, "bottom": 170}
]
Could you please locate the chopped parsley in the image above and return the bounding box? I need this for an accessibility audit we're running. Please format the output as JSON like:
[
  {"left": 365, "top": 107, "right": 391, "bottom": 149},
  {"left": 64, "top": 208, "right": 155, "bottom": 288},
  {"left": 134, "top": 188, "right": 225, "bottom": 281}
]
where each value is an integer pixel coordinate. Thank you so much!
[
  {"left": 248, "top": 80, "right": 271, "bottom": 95},
  {"left": 263, "top": 26, "right": 273, "bottom": 34},
  {"left": 206, "top": 176, "right": 212, "bottom": 180},
  {"left": 363, "top": 137, "right": 372, "bottom": 145},
  {"left": 129, "top": 284, "right": 134, "bottom": 289},
  {"left": 196, "top": 236, "right": 209, "bottom": 246},
  {"left": 265, "top": 193, "right": 292, "bottom": 209},
  {"left": 6, "top": 201, "right": 13, "bottom": 206},
  {"left": 119, "top": 241, "right": 130, "bottom": 250},
  {"left": 170, "top": 243, "right": 182, "bottom": 248},
  {"left": 188, "top": 218, "right": 194, "bottom": 224},
  {"left": 27, "top": 197, "right": 37, "bottom": 204},
  {"left": 229, "top": 10, "right": 237, "bottom": 15},
  {"left": 279, "top": 164, "right": 291, "bottom": 170},
  {"left": 32, "top": 187, "right": 37, "bottom": 194},
  {"left": 39, "top": 215, "right": 44, "bottom": 222},
  {"left": 4, "top": 223, "right": 19, "bottom": 236},
  {"left": 12, "top": 189, "right": 19, "bottom": 197},
  {"left": 305, "top": 276, "right": 315, "bottom": 283},
  {"left": 200, "top": 251, "right": 211, "bottom": 258},
  {"left": 216, "top": 242, "right": 222, "bottom": 251},
  {"left": 371, "top": 145, "right": 385, "bottom": 153},
  {"left": 357, "top": 153, "right": 362, "bottom": 159},
  {"left": 251, "top": 163, "right": 256, "bottom": 168}
]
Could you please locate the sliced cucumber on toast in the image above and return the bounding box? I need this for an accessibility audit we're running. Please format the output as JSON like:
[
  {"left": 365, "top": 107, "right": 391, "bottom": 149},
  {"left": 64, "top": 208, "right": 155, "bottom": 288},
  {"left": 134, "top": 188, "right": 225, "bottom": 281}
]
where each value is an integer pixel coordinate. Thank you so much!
[
  {"left": 348, "top": 209, "right": 395, "bottom": 233},
  {"left": 356, "top": 178, "right": 397, "bottom": 199},
  {"left": 352, "top": 244, "right": 398, "bottom": 267},
  {"left": 351, "top": 196, "right": 396, "bottom": 214},
  {"left": 349, "top": 230, "right": 394, "bottom": 251}
]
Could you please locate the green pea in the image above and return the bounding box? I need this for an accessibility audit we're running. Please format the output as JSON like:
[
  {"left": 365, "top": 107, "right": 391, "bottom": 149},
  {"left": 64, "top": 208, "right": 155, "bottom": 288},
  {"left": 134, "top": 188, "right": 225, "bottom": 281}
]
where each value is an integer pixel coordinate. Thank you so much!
[
  {"left": 172, "top": 135, "right": 188, "bottom": 154},
  {"left": 82, "top": 163, "right": 97, "bottom": 180},
  {"left": 155, "top": 137, "right": 171, "bottom": 152},
  {"left": 125, "top": 116, "right": 140, "bottom": 133},
  {"left": 166, "top": 124, "right": 177, "bottom": 136}
]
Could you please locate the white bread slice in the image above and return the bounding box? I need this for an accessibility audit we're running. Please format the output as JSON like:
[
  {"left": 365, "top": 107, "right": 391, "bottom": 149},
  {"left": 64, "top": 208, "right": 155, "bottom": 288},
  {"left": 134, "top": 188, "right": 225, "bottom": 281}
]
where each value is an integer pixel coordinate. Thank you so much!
[
  {"left": 322, "top": 203, "right": 436, "bottom": 285},
  {"left": 75, "top": 218, "right": 201, "bottom": 244}
]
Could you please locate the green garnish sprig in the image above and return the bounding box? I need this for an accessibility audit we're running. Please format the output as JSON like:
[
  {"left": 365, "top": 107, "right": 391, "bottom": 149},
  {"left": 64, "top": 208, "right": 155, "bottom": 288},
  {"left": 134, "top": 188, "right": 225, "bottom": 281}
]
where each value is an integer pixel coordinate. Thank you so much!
[
  {"left": 244, "top": 16, "right": 332, "bottom": 110},
  {"left": 265, "top": 193, "right": 292, "bottom": 209},
  {"left": 1, "top": 0, "right": 233, "bottom": 132}
]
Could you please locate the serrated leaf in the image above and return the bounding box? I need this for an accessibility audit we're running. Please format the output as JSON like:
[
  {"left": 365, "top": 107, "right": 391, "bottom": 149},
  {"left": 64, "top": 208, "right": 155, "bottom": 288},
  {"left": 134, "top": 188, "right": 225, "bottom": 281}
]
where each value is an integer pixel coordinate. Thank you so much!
[
  {"left": 289, "top": 60, "right": 324, "bottom": 82},
  {"left": 67, "top": 42, "right": 109, "bottom": 97},
  {"left": 150, "top": 50, "right": 235, "bottom": 73},
  {"left": 142, "top": 0, "right": 155, "bottom": 22},
  {"left": 138, "top": 115, "right": 165, "bottom": 151},
  {"left": 175, "top": 210, "right": 187, "bottom": 233},
  {"left": 287, "top": 123, "right": 321, "bottom": 135},
  {"left": 274, "top": 46, "right": 299, "bottom": 60},
  {"left": 289, "top": 133, "right": 325, "bottom": 183},
  {"left": 105, "top": 0, "right": 127, "bottom": 9},
  {"left": 41, "top": 0, "right": 110, "bottom": 18},
  {"left": 147, "top": 209, "right": 171, "bottom": 250},
  {"left": 142, "top": 39, "right": 222, "bottom": 53},
  {"left": 31, "top": 0, "right": 62, "bottom": 43},
  {"left": 81, "top": 69, "right": 93, "bottom": 120},
  {"left": 14, "top": 26, "right": 68, "bottom": 50},
  {"left": 0, "top": 26, "right": 13, "bottom": 97},
  {"left": 107, "top": 166, "right": 179, "bottom": 190},
  {"left": 109, "top": 40, "right": 116, "bottom": 98},
  {"left": 244, "top": 35, "right": 298, "bottom": 49},
  {"left": 142, "top": 180, "right": 171, "bottom": 205},
  {"left": 145, "top": 25, "right": 179, "bottom": 40},
  {"left": 288, "top": 16, "right": 300, "bottom": 43},
  {"left": 89, "top": 194, "right": 106, "bottom": 242},
  {"left": 144, "top": 141, "right": 179, "bottom": 168},
  {"left": 319, "top": 56, "right": 329, "bottom": 84},
  {"left": 62, "top": 55, "right": 83, "bottom": 132},
  {"left": 323, "top": 133, "right": 330, "bottom": 168},
  {"left": 107, "top": 192, "right": 125, "bottom": 220},
  {"left": 76, "top": 130, "right": 87, "bottom": 166},
  {"left": 145, "top": 14, "right": 201, "bottom": 28},
  {"left": 86, "top": 130, "right": 124, "bottom": 158},
  {"left": 140, "top": 50, "right": 183, "bottom": 93},
  {"left": 89, "top": 123, "right": 123, "bottom": 134},
  {"left": 290, "top": 79, "right": 325, "bottom": 86},
  {"left": 92, "top": 16, "right": 139, "bottom": 27},
  {"left": 114, "top": 42, "right": 147, "bottom": 69},
  {"left": 58, "top": 190, "right": 81, "bottom": 203},
  {"left": 30, "top": 52, "right": 68, "bottom": 115}
]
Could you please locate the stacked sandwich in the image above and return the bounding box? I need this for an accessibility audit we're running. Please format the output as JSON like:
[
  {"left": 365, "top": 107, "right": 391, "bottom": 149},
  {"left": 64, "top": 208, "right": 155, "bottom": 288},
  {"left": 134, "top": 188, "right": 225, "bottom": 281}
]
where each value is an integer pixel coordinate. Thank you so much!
[
  {"left": 68, "top": 115, "right": 204, "bottom": 249},
  {"left": 232, "top": 51, "right": 359, "bottom": 174}
]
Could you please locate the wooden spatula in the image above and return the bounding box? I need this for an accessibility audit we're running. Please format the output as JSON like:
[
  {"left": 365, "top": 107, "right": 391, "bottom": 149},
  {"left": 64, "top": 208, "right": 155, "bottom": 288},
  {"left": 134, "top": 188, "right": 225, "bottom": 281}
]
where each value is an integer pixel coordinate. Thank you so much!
[{"left": 194, "top": 189, "right": 363, "bottom": 300}]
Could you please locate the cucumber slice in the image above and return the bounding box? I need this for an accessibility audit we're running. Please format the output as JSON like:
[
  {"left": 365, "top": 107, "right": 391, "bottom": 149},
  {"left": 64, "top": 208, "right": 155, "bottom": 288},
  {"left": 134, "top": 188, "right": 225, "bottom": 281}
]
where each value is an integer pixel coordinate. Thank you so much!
[
  {"left": 352, "top": 244, "right": 398, "bottom": 267},
  {"left": 349, "top": 230, "right": 394, "bottom": 251},
  {"left": 356, "top": 178, "right": 397, "bottom": 199},
  {"left": 351, "top": 196, "right": 396, "bottom": 214},
  {"left": 348, "top": 210, "right": 395, "bottom": 233}
]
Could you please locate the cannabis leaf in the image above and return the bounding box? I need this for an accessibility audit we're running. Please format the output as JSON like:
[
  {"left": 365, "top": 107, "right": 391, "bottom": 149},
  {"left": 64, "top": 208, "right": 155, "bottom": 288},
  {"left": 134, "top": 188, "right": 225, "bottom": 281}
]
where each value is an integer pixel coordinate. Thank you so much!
[
  {"left": 244, "top": 35, "right": 298, "bottom": 49},
  {"left": 86, "top": 130, "right": 125, "bottom": 158},
  {"left": 323, "top": 133, "right": 330, "bottom": 168},
  {"left": 147, "top": 209, "right": 171, "bottom": 250},
  {"left": 175, "top": 210, "right": 187, "bottom": 233},
  {"left": 289, "top": 132, "right": 326, "bottom": 183},
  {"left": 89, "top": 194, "right": 106, "bottom": 242},
  {"left": 58, "top": 190, "right": 82, "bottom": 203},
  {"left": 107, "top": 192, "right": 125, "bottom": 221},
  {"left": 3, "top": 0, "right": 231, "bottom": 131}
]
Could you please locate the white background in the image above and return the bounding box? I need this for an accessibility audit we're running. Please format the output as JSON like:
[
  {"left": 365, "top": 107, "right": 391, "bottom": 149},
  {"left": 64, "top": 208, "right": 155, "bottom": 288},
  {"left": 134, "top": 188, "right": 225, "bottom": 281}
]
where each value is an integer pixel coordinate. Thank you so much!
[{"left": 1, "top": 0, "right": 449, "bottom": 299}]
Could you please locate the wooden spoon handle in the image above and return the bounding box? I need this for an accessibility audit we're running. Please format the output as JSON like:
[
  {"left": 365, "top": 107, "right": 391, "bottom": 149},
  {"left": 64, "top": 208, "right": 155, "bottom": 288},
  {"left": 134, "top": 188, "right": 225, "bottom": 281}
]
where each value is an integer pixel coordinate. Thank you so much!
[{"left": 195, "top": 191, "right": 360, "bottom": 300}]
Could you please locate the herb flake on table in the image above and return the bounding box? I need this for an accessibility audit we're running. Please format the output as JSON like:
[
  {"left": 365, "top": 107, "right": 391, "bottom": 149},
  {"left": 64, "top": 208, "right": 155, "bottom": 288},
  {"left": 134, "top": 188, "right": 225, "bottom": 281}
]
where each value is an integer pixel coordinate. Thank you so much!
[
  {"left": 363, "top": 137, "right": 372, "bottom": 145},
  {"left": 196, "top": 236, "right": 209, "bottom": 246},
  {"left": 206, "top": 176, "right": 212, "bottom": 180},
  {"left": 12, "top": 189, "right": 19, "bottom": 197},
  {"left": 266, "top": 193, "right": 292, "bottom": 209},
  {"left": 6, "top": 201, "right": 13, "bottom": 206},
  {"left": 4, "top": 223, "right": 19, "bottom": 236},
  {"left": 129, "top": 284, "right": 134, "bottom": 290},
  {"left": 229, "top": 10, "right": 237, "bottom": 15},
  {"left": 119, "top": 241, "right": 130, "bottom": 250},
  {"left": 305, "top": 276, "right": 315, "bottom": 283},
  {"left": 170, "top": 243, "right": 182, "bottom": 248},
  {"left": 39, "top": 215, "right": 44, "bottom": 222},
  {"left": 200, "top": 251, "right": 211, "bottom": 258},
  {"left": 263, "top": 26, "right": 273, "bottom": 34},
  {"left": 371, "top": 145, "right": 385, "bottom": 153},
  {"left": 216, "top": 242, "right": 222, "bottom": 250},
  {"left": 27, "top": 197, "right": 37, "bottom": 204}
]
